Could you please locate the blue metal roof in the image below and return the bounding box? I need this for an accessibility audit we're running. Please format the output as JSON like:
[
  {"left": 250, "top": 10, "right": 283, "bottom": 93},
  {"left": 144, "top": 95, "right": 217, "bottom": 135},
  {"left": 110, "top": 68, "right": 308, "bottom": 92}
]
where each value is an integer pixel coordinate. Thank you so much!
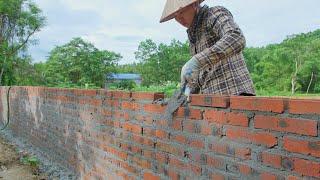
[{"left": 108, "top": 73, "right": 142, "bottom": 80}]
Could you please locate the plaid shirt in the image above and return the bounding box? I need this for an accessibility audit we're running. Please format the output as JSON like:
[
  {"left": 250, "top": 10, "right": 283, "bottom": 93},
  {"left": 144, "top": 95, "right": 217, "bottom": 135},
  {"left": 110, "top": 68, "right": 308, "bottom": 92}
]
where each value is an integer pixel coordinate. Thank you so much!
[{"left": 187, "top": 5, "right": 255, "bottom": 95}]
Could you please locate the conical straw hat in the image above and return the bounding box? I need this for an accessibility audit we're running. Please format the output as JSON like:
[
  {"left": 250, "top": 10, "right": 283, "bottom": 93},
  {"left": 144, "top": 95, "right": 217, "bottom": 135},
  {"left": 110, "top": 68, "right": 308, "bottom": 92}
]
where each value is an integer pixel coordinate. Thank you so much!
[{"left": 160, "top": 0, "right": 205, "bottom": 23}]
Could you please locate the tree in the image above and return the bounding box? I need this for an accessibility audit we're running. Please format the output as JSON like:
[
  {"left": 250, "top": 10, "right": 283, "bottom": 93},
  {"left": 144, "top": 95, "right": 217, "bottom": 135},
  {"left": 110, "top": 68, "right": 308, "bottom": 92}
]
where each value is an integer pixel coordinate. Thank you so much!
[
  {"left": 115, "top": 63, "right": 140, "bottom": 74},
  {"left": 134, "top": 39, "right": 158, "bottom": 62},
  {"left": 244, "top": 29, "right": 320, "bottom": 94},
  {"left": 0, "top": 0, "right": 46, "bottom": 85},
  {"left": 13, "top": 55, "right": 44, "bottom": 85},
  {"left": 44, "top": 38, "right": 121, "bottom": 88},
  {"left": 135, "top": 39, "right": 191, "bottom": 86}
]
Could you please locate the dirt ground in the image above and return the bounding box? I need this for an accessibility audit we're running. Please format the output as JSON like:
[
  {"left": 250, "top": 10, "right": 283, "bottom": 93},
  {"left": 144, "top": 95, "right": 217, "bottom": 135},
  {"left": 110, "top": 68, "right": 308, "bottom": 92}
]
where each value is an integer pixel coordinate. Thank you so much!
[{"left": 0, "top": 136, "right": 47, "bottom": 180}]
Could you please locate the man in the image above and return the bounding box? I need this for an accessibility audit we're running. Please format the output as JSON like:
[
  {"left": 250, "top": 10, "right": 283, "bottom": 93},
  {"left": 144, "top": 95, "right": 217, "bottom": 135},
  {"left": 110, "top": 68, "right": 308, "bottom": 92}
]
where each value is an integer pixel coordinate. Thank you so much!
[{"left": 160, "top": 0, "right": 255, "bottom": 96}]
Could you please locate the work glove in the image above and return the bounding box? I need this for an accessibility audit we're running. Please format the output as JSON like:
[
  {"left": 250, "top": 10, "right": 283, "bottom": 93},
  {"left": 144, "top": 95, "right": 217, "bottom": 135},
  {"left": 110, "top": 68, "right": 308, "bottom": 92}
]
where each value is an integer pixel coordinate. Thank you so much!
[{"left": 180, "top": 56, "right": 201, "bottom": 93}]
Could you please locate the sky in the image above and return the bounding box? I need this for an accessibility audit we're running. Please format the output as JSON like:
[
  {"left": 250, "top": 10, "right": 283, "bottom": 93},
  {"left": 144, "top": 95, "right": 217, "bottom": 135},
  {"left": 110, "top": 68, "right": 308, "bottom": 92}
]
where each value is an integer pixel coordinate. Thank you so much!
[{"left": 30, "top": 0, "right": 320, "bottom": 64}]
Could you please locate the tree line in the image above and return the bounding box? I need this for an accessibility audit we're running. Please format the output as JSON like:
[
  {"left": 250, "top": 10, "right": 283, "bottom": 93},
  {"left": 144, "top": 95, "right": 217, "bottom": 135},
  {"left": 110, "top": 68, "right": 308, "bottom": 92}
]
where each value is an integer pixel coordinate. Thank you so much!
[
  {"left": 1, "top": 0, "right": 319, "bottom": 95},
  {"left": 122, "top": 30, "right": 320, "bottom": 95}
]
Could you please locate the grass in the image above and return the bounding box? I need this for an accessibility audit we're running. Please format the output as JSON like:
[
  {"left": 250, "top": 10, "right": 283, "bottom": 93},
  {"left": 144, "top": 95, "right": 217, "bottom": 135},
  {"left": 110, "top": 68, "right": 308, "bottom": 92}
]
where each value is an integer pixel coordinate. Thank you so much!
[
  {"left": 108, "top": 81, "right": 180, "bottom": 97},
  {"left": 20, "top": 155, "right": 40, "bottom": 167}
]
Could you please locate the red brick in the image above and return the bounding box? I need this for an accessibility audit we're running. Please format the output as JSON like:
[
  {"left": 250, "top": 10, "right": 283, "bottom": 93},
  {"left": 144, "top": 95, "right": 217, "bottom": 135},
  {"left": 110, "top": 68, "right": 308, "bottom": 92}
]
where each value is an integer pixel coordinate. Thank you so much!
[
  {"left": 207, "top": 155, "right": 225, "bottom": 169},
  {"left": 209, "top": 142, "right": 251, "bottom": 160},
  {"left": 114, "top": 110, "right": 124, "bottom": 119},
  {"left": 101, "top": 145, "right": 128, "bottom": 161},
  {"left": 123, "top": 112, "right": 130, "bottom": 120},
  {"left": 106, "top": 99, "right": 120, "bottom": 107},
  {"left": 111, "top": 91, "right": 131, "bottom": 99},
  {"left": 260, "top": 172, "right": 277, "bottom": 180},
  {"left": 188, "top": 164, "right": 202, "bottom": 176},
  {"left": 189, "top": 138, "right": 205, "bottom": 149},
  {"left": 188, "top": 151, "right": 207, "bottom": 164},
  {"left": 284, "top": 137, "right": 320, "bottom": 158},
  {"left": 142, "top": 149, "right": 154, "bottom": 159},
  {"left": 155, "top": 119, "right": 182, "bottom": 131},
  {"left": 289, "top": 99, "right": 320, "bottom": 115},
  {"left": 122, "top": 122, "right": 142, "bottom": 134},
  {"left": 172, "top": 134, "right": 188, "bottom": 144},
  {"left": 156, "top": 141, "right": 184, "bottom": 156},
  {"left": 175, "top": 107, "right": 202, "bottom": 120},
  {"left": 287, "top": 175, "right": 302, "bottom": 180},
  {"left": 261, "top": 152, "right": 282, "bottom": 168},
  {"left": 190, "top": 94, "right": 230, "bottom": 108},
  {"left": 117, "top": 171, "right": 134, "bottom": 180},
  {"left": 168, "top": 169, "right": 180, "bottom": 180},
  {"left": 113, "top": 121, "right": 122, "bottom": 128},
  {"left": 172, "top": 119, "right": 183, "bottom": 131},
  {"left": 178, "top": 121, "right": 210, "bottom": 136},
  {"left": 156, "top": 119, "right": 168, "bottom": 127},
  {"left": 135, "top": 115, "right": 154, "bottom": 125},
  {"left": 168, "top": 156, "right": 186, "bottom": 170},
  {"left": 226, "top": 128, "right": 277, "bottom": 147},
  {"left": 210, "top": 142, "right": 227, "bottom": 156},
  {"left": 119, "top": 143, "right": 131, "bottom": 153},
  {"left": 235, "top": 147, "right": 251, "bottom": 160},
  {"left": 91, "top": 171, "right": 104, "bottom": 180},
  {"left": 132, "top": 92, "right": 164, "bottom": 101},
  {"left": 231, "top": 96, "right": 284, "bottom": 113},
  {"left": 200, "top": 121, "right": 213, "bottom": 136},
  {"left": 144, "top": 104, "right": 166, "bottom": 113},
  {"left": 155, "top": 129, "right": 168, "bottom": 139},
  {"left": 120, "top": 161, "right": 138, "bottom": 174},
  {"left": 255, "top": 115, "right": 318, "bottom": 136},
  {"left": 204, "top": 110, "right": 248, "bottom": 127},
  {"left": 132, "top": 134, "right": 154, "bottom": 147},
  {"left": 55, "top": 95, "right": 69, "bottom": 102},
  {"left": 132, "top": 156, "right": 151, "bottom": 169},
  {"left": 74, "top": 89, "right": 97, "bottom": 96},
  {"left": 143, "top": 172, "right": 160, "bottom": 180},
  {"left": 98, "top": 89, "right": 113, "bottom": 97},
  {"left": 101, "top": 109, "right": 112, "bottom": 117},
  {"left": 239, "top": 164, "right": 252, "bottom": 175},
  {"left": 142, "top": 127, "right": 155, "bottom": 136},
  {"left": 78, "top": 99, "right": 87, "bottom": 105},
  {"left": 293, "top": 158, "right": 320, "bottom": 178},
  {"left": 210, "top": 173, "right": 225, "bottom": 180},
  {"left": 82, "top": 171, "right": 94, "bottom": 180},
  {"left": 183, "top": 121, "right": 201, "bottom": 134},
  {"left": 121, "top": 101, "right": 140, "bottom": 111},
  {"left": 45, "top": 87, "right": 58, "bottom": 94},
  {"left": 155, "top": 152, "right": 168, "bottom": 163}
]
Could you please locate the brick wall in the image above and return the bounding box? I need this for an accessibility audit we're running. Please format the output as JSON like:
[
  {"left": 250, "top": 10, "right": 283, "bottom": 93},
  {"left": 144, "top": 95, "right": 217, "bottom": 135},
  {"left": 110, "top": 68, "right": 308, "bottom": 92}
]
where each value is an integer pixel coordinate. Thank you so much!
[{"left": 0, "top": 86, "right": 319, "bottom": 179}]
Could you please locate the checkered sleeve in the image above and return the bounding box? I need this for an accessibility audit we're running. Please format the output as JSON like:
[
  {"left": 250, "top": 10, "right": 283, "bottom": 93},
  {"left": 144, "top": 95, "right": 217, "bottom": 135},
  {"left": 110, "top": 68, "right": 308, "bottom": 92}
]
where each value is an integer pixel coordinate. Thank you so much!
[{"left": 194, "top": 6, "right": 246, "bottom": 67}]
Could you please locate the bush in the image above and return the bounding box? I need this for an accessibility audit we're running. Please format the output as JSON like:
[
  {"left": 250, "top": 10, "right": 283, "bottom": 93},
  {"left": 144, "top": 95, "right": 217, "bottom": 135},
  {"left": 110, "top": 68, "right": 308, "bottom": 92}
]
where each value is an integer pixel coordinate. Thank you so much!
[
  {"left": 132, "top": 81, "right": 179, "bottom": 97},
  {"left": 108, "top": 80, "right": 137, "bottom": 90}
]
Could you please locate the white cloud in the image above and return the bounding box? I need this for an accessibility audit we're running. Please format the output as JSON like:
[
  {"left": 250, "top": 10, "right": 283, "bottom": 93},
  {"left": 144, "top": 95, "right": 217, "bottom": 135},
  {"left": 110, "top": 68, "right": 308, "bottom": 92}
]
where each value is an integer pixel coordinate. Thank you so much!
[{"left": 30, "top": 0, "right": 320, "bottom": 64}]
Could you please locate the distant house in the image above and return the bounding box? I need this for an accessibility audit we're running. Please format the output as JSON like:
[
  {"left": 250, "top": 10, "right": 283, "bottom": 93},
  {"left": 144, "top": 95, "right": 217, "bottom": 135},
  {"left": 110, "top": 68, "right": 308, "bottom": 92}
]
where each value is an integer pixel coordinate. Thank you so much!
[{"left": 105, "top": 73, "right": 142, "bottom": 88}]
